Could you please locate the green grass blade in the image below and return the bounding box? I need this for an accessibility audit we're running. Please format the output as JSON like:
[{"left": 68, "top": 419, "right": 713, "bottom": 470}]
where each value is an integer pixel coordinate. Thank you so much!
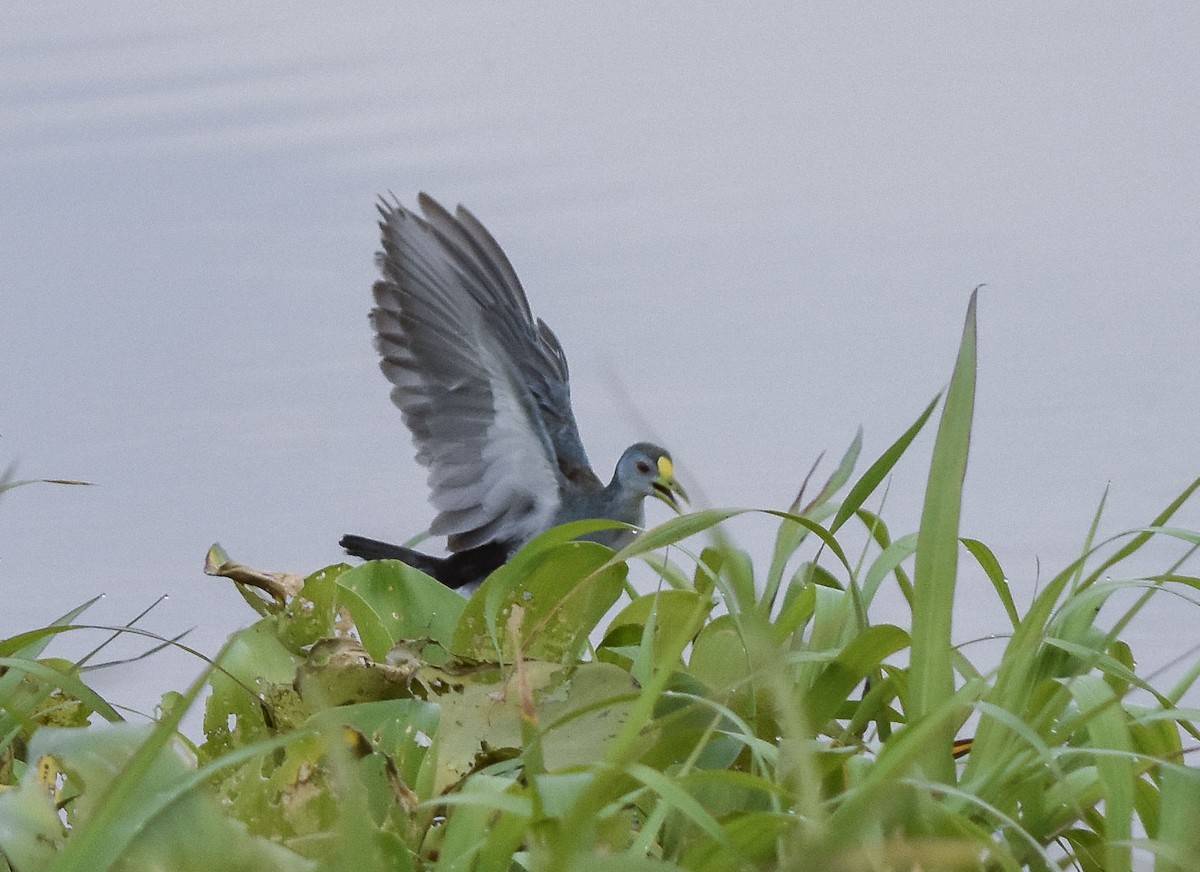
[
  {"left": 961, "top": 537, "right": 1019, "bottom": 629},
  {"left": 1155, "top": 765, "right": 1200, "bottom": 872},
  {"left": 1079, "top": 476, "right": 1200, "bottom": 591},
  {"left": 908, "top": 290, "right": 978, "bottom": 781},
  {"left": 805, "top": 624, "right": 909, "bottom": 730},
  {"left": 0, "top": 656, "right": 122, "bottom": 725},
  {"left": 47, "top": 643, "right": 222, "bottom": 872},
  {"left": 1066, "top": 676, "right": 1134, "bottom": 872},
  {"left": 830, "top": 394, "right": 940, "bottom": 535},
  {"left": 804, "top": 426, "right": 864, "bottom": 515}
]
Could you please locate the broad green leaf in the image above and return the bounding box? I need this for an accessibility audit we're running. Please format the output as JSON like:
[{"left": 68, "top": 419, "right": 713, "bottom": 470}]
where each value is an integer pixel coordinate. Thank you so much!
[
  {"left": 276, "top": 563, "right": 346, "bottom": 651},
  {"left": 427, "top": 661, "right": 638, "bottom": 794},
  {"left": 201, "top": 621, "right": 301, "bottom": 756},
  {"left": 334, "top": 560, "right": 466, "bottom": 660},
  {"left": 599, "top": 590, "right": 713, "bottom": 673},
  {"left": 454, "top": 541, "right": 625, "bottom": 662},
  {"left": 687, "top": 616, "right": 748, "bottom": 692},
  {"left": 311, "top": 699, "right": 440, "bottom": 792},
  {"left": 771, "top": 580, "right": 817, "bottom": 644}
]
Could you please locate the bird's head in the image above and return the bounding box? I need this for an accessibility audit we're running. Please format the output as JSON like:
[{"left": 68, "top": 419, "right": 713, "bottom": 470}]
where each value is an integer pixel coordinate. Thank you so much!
[{"left": 616, "top": 443, "right": 689, "bottom": 512}]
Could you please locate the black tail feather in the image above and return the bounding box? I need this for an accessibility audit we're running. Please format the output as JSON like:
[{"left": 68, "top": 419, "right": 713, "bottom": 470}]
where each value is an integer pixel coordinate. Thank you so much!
[
  {"left": 339, "top": 534, "right": 510, "bottom": 590},
  {"left": 339, "top": 534, "right": 426, "bottom": 564}
]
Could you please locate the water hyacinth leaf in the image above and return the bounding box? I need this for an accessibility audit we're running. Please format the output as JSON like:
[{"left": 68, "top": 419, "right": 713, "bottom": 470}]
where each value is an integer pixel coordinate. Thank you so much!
[
  {"left": 269, "top": 564, "right": 342, "bottom": 653},
  {"left": 295, "top": 637, "right": 419, "bottom": 708},
  {"left": 48, "top": 640, "right": 311, "bottom": 872},
  {"left": 202, "top": 621, "right": 300, "bottom": 754},
  {"left": 470, "top": 522, "right": 632, "bottom": 656},
  {"left": 204, "top": 544, "right": 304, "bottom": 614},
  {"left": 805, "top": 584, "right": 854, "bottom": 655},
  {"left": 771, "top": 581, "right": 817, "bottom": 644},
  {"left": 425, "top": 661, "right": 638, "bottom": 793},
  {"left": 600, "top": 590, "right": 713, "bottom": 671},
  {"left": 691, "top": 547, "right": 726, "bottom": 598},
  {"left": 687, "top": 615, "right": 748, "bottom": 692},
  {"left": 311, "top": 699, "right": 440, "bottom": 789},
  {"left": 0, "top": 752, "right": 65, "bottom": 867},
  {"left": 453, "top": 540, "right": 625, "bottom": 662},
  {"left": 334, "top": 560, "right": 466, "bottom": 660}
]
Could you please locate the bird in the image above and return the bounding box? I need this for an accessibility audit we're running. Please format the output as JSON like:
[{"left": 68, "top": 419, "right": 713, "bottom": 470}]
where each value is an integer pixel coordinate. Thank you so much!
[{"left": 340, "top": 193, "right": 687, "bottom": 590}]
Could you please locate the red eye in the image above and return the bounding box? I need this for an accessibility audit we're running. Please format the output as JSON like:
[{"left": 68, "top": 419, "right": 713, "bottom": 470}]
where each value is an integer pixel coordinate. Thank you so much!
[{"left": 636, "top": 460, "right": 652, "bottom": 474}]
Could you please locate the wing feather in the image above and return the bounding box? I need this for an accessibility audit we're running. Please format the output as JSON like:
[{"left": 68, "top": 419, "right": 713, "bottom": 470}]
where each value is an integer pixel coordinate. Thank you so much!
[{"left": 369, "top": 195, "right": 599, "bottom": 551}]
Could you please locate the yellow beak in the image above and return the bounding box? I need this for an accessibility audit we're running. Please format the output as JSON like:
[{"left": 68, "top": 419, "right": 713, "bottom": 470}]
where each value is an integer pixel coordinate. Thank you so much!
[{"left": 650, "top": 455, "right": 688, "bottom": 512}]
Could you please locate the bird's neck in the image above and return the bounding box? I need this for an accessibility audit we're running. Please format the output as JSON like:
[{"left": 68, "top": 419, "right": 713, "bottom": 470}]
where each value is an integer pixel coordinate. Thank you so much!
[{"left": 603, "top": 478, "right": 647, "bottom": 527}]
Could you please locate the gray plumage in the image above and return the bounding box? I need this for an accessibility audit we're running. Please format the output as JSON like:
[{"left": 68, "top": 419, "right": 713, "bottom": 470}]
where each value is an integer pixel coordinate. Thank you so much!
[{"left": 341, "top": 194, "right": 686, "bottom": 588}]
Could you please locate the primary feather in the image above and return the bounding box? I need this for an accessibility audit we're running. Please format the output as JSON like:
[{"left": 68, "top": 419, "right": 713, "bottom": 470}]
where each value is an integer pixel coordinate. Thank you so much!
[{"left": 342, "top": 194, "right": 685, "bottom": 589}]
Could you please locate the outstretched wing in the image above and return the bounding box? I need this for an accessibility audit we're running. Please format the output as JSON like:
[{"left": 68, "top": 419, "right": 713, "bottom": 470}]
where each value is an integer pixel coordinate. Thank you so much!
[{"left": 370, "top": 194, "right": 600, "bottom": 551}]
